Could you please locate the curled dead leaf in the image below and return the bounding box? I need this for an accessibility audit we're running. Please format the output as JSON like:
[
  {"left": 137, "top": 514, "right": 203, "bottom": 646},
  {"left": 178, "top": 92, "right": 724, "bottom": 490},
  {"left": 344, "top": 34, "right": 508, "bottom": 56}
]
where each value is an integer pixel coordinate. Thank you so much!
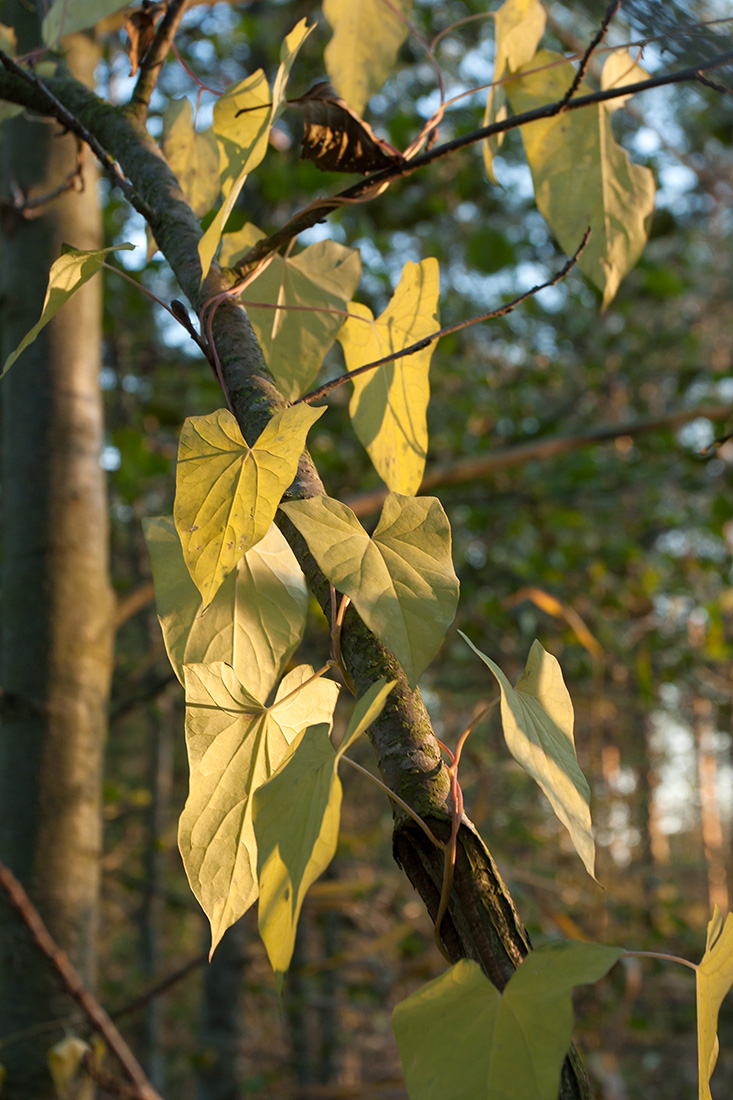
[
  {"left": 125, "top": 0, "right": 166, "bottom": 77},
  {"left": 293, "top": 81, "right": 404, "bottom": 175}
]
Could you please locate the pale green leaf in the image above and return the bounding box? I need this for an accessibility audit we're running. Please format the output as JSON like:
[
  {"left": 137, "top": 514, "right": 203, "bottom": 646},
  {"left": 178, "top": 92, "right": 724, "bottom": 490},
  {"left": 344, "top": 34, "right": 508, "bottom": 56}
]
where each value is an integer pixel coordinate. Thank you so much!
[
  {"left": 254, "top": 679, "right": 393, "bottom": 986},
  {"left": 460, "top": 634, "right": 595, "bottom": 878},
  {"left": 161, "top": 98, "right": 220, "bottom": 218},
  {"left": 179, "top": 662, "right": 339, "bottom": 953},
  {"left": 142, "top": 517, "right": 308, "bottom": 700},
  {"left": 483, "top": 0, "right": 546, "bottom": 183},
  {"left": 323, "top": 0, "right": 413, "bottom": 115},
  {"left": 600, "top": 49, "right": 650, "bottom": 111},
  {"left": 198, "top": 20, "right": 313, "bottom": 279},
  {"left": 281, "top": 493, "right": 459, "bottom": 686},
  {"left": 393, "top": 943, "right": 622, "bottom": 1100},
  {"left": 697, "top": 906, "right": 733, "bottom": 1100},
  {"left": 505, "top": 50, "right": 655, "bottom": 306},
  {"left": 1, "top": 244, "right": 134, "bottom": 377},
  {"left": 173, "top": 404, "right": 325, "bottom": 606},
  {"left": 341, "top": 259, "right": 439, "bottom": 494},
  {"left": 220, "top": 223, "right": 266, "bottom": 267},
  {"left": 42, "top": 0, "right": 128, "bottom": 44},
  {"left": 240, "top": 241, "right": 361, "bottom": 401},
  {"left": 48, "top": 1036, "right": 93, "bottom": 1100}
]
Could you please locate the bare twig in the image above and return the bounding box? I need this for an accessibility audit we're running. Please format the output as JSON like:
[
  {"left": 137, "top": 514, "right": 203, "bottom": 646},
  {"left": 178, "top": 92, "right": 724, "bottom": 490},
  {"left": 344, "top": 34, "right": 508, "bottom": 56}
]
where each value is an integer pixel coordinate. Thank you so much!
[
  {"left": 345, "top": 403, "right": 732, "bottom": 518},
  {"left": 130, "top": 0, "right": 193, "bottom": 119},
  {"left": 0, "top": 859, "right": 163, "bottom": 1100},
  {"left": 0, "top": 49, "right": 153, "bottom": 221},
  {"left": 559, "top": 0, "right": 621, "bottom": 109},
  {"left": 111, "top": 953, "right": 208, "bottom": 1022},
  {"left": 82, "top": 1053, "right": 153, "bottom": 1100},
  {"left": 1, "top": 138, "right": 84, "bottom": 221},
  {"left": 297, "top": 230, "right": 590, "bottom": 406},
  {"left": 237, "top": 49, "right": 733, "bottom": 271}
]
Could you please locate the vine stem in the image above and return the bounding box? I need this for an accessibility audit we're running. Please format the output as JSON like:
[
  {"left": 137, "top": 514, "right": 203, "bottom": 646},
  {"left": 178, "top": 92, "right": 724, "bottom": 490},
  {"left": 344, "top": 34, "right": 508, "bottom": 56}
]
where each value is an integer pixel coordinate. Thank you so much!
[
  {"left": 339, "top": 756, "right": 444, "bottom": 851},
  {"left": 626, "top": 950, "right": 699, "bottom": 973},
  {"left": 330, "top": 590, "right": 356, "bottom": 696},
  {"left": 434, "top": 698, "right": 499, "bottom": 961}
]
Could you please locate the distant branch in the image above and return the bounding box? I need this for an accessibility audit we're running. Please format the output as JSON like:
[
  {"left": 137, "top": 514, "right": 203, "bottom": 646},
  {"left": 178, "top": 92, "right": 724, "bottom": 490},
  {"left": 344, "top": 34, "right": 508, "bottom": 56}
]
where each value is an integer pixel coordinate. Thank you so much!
[
  {"left": 129, "top": 0, "right": 193, "bottom": 119},
  {"left": 298, "top": 230, "right": 590, "bottom": 405},
  {"left": 558, "top": 0, "right": 621, "bottom": 108},
  {"left": 345, "top": 404, "right": 731, "bottom": 517},
  {"left": 238, "top": 48, "right": 733, "bottom": 270},
  {"left": 0, "top": 859, "right": 163, "bottom": 1100}
]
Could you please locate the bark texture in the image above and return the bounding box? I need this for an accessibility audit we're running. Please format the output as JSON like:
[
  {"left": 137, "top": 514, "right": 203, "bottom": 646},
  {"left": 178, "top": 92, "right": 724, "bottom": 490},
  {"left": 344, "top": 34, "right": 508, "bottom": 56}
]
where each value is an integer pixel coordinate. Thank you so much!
[{"left": 0, "top": 17, "right": 112, "bottom": 1098}]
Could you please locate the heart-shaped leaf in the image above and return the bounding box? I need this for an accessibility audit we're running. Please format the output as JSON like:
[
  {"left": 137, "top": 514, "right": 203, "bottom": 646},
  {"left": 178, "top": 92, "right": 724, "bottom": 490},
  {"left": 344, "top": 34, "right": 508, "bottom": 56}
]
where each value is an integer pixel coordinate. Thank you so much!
[
  {"left": 505, "top": 50, "right": 655, "bottom": 307},
  {"left": 143, "top": 517, "right": 308, "bottom": 701},
  {"left": 460, "top": 633, "right": 595, "bottom": 878},
  {"left": 323, "top": 0, "right": 413, "bottom": 116},
  {"left": 281, "top": 493, "right": 458, "bottom": 686},
  {"left": 198, "top": 19, "right": 313, "bottom": 279},
  {"left": 179, "top": 662, "right": 340, "bottom": 953},
  {"left": 240, "top": 240, "right": 361, "bottom": 400},
  {"left": 2, "top": 244, "right": 135, "bottom": 377},
  {"left": 254, "top": 679, "right": 394, "bottom": 988},
  {"left": 393, "top": 942, "right": 623, "bottom": 1100},
  {"left": 340, "top": 258, "right": 439, "bottom": 495},
  {"left": 161, "top": 98, "right": 220, "bottom": 218},
  {"left": 174, "top": 404, "right": 325, "bottom": 606}
]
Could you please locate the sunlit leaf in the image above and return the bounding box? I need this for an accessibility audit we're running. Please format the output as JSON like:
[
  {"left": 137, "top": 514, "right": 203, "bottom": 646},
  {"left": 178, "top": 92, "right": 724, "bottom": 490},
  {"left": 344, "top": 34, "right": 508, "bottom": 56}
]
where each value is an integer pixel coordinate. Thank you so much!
[
  {"left": 697, "top": 906, "right": 733, "bottom": 1100},
  {"left": 483, "top": 0, "right": 546, "bottom": 183},
  {"left": 143, "top": 517, "right": 308, "bottom": 700},
  {"left": 459, "top": 634, "right": 595, "bottom": 878},
  {"left": 47, "top": 1036, "right": 93, "bottom": 1100},
  {"left": 323, "top": 0, "right": 412, "bottom": 116},
  {"left": 1, "top": 244, "right": 134, "bottom": 377},
  {"left": 393, "top": 943, "right": 623, "bottom": 1100},
  {"left": 241, "top": 241, "right": 361, "bottom": 400},
  {"left": 281, "top": 493, "right": 458, "bottom": 686},
  {"left": 340, "top": 259, "right": 439, "bottom": 495},
  {"left": 600, "top": 49, "right": 650, "bottom": 111},
  {"left": 161, "top": 98, "right": 220, "bottom": 218},
  {"left": 198, "top": 19, "right": 313, "bottom": 279},
  {"left": 179, "top": 662, "right": 339, "bottom": 953},
  {"left": 174, "top": 404, "right": 325, "bottom": 607},
  {"left": 505, "top": 50, "right": 655, "bottom": 307},
  {"left": 42, "top": 0, "right": 128, "bottom": 44},
  {"left": 254, "top": 679, "right": 394, "bottom": 988},
  {"left": 220, "top": 223, "right": 266, "bottom": 267}
]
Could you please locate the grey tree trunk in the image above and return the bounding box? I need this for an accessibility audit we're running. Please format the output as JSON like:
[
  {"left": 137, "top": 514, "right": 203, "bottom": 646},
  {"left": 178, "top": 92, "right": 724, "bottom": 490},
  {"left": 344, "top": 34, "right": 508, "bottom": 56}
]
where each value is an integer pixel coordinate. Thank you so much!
[{"left": 0, "top": 13, "right": 111, "bottom": 1097}]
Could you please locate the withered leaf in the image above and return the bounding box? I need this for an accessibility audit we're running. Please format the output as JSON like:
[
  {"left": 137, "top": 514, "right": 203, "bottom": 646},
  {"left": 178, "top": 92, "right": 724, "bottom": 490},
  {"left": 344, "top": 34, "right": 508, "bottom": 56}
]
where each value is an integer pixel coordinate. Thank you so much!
[
  {"left": 294, "top": 82, "right": 404, "bottom": 175},
  {"left": 125, "top": 0, "right": 166, "bottom": 77}
]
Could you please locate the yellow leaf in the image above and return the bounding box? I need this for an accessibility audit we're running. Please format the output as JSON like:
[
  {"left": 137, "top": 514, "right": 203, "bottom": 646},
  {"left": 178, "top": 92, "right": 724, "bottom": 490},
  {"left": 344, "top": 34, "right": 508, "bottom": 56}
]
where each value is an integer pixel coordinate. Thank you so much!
[
  {"left": 47, "top": 1036, "right": 93, "bottom": 1100},
  {"left": 697, "top": 907, "right": 733, "bottom": 1100},
  {"left": 161, "top": 98, "right": 220, "bottom": 217},
  {"left": 173, "top": 404, "right": 324, "bottom": 606},
  {"left": 323, "top": 0, "right": 412, "bottom": 116},
  {"left": 601, "top": 49, "right": 650, "bottom": 112},
  {"left": 341, "top": 259, "right": 439, "bottom": 495}
]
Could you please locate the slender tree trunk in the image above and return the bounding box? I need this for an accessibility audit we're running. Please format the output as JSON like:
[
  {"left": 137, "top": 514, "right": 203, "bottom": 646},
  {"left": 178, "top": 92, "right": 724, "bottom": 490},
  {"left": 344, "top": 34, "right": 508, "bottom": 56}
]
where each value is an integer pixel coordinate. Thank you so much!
[{"left": 0, "top": 14, "right": 111, "bottom": 1097}]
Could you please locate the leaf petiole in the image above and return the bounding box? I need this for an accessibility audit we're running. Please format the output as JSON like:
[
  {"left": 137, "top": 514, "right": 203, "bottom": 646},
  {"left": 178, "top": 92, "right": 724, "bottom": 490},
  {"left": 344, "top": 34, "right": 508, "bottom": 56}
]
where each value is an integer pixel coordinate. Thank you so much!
[{"left": 339, "top": 756, "right": 444, "bottom": 851}]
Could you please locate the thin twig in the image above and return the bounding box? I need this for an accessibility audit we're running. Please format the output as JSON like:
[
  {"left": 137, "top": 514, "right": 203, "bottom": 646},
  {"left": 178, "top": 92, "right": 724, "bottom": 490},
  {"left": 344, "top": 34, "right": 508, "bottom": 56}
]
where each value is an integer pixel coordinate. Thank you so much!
[
  {"left": 559, "top": 0, "right": 621, "bottom": 109},
  {"left": 0, "top": 49, "right": 153, "bottom": 221},
  {"left": 111, "top": 953, "right": 208, "bottom": 1022},
  {"left": 1, "top": 138, "right": 84, "bottom": 220},
  {"left": 339, "top": 756, "right": 445, "bottom": 850},
  {"left": 237, "top": 49, "right": 733, "bottom": 271},
  {"left": 130, "top": 0, "right": 192, "bottom": 119},
  {"left": 298, "top": 229, "right": 590, "bottom": 406},
  {"left": 82, "top": 1053, "right": 152, "bottom": 1100},
  {"left": 0, "top": 859, "right": 163, "bottom": 1100}
]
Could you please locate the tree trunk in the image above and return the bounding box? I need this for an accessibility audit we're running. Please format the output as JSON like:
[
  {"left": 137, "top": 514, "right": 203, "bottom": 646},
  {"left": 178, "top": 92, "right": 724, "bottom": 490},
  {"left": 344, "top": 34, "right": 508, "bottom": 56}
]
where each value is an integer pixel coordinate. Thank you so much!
[{"left": 0, "top": 15, "right": 111, "bottom": 1097}]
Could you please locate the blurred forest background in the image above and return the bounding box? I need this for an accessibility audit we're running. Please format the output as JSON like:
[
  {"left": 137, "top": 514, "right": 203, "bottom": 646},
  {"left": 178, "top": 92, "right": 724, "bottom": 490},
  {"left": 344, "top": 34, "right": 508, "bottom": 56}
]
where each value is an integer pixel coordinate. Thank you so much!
[{"left": 2, "top": 0, "right": 733, "bottom": 1098}]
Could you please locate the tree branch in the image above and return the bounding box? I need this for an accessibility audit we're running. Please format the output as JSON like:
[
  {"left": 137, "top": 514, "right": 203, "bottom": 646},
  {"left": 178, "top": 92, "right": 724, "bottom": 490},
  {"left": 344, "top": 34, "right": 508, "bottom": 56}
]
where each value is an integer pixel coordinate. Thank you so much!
[
  {"left": 346, "top": 404, "right": 731, "bottom": 517},
  {"left": 558, "top": 0, "right": 621, "bottom": 108},
  {"left": 129, "top": 0, "right": 193, "bottom": 120},
  {"left": 0, "top": 859, "right": 163, "bottom": 1100},
  {"left": 237, "top": 48, "right": 733, "bottom": 269}
]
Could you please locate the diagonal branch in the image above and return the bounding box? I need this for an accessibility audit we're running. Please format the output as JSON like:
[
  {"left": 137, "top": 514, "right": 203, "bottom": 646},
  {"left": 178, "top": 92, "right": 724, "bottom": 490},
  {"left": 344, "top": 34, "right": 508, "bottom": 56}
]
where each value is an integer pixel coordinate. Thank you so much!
[
  {"left": 129, "top": 0, "right": 193, "bottom": 120},
  {"left": 0, "top": 859, "right": 163, "bottom": 1100},
  {"left": 237, "top": 48, "right": 733, "bottom": 270},
  {"left": 297, "top": 231, "right": 590, "bottom": 406},
  {"left": 558, "top": 0, "right": 621, "bottom": 108}
]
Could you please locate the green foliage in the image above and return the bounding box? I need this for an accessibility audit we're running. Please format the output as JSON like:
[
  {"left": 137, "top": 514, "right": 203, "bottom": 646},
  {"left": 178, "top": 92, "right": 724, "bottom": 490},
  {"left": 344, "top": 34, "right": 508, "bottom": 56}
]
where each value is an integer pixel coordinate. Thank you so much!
[
  {"left": 41, "top": 0, "right": 128, "bottom": 45},
  {"left": 161, "top": 99, "right": 220, "bottom": 219},
  {"left": 254, "top": 679, "right": 394, "bottom": 988},
  {"left": 393, "top": 944, "right": 624, "bottom": 1100},
  {"left": 281, "top": 493, "right": 459, "bottom": 687},
  {"left": 460, "top": 634, "right": 595, "bottom": 878},
  {"left": 173, "top": 405, "right": 324, "bottom": 606},
  {"left": 341, "top": 258, "right": 439, "bottom": 494},
  {"left": 1, "top": 244, "right": 134, "bottom": 377}
]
